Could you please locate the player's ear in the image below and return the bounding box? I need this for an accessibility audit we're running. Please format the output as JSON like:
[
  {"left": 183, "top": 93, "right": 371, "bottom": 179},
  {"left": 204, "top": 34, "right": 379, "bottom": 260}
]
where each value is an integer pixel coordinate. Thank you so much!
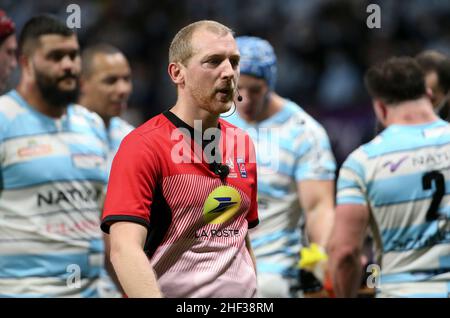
[
  {"left": 425, "top": 87, "right": 435, "bottom": 102},
  {"left": 19, "top": 54, "right": 32, "bottom": 75},
  {"left": 168, "top": 62, "right": 185, "bottom": 86},
  {"left": 373, "top": 99, "right": 387, "bottom": 123}
]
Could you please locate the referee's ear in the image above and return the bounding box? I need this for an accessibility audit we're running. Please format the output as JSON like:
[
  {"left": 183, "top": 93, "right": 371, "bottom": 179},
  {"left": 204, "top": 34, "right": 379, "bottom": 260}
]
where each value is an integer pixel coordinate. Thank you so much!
[{"left": 168, "top": 62, "right": 185, "bottom": 87}]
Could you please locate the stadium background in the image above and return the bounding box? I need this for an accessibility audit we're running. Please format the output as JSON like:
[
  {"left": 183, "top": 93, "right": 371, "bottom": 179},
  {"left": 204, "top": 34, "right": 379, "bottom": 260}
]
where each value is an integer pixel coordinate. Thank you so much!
[{"left": 3, "top": 0, "right": 450, "bottom": 164}]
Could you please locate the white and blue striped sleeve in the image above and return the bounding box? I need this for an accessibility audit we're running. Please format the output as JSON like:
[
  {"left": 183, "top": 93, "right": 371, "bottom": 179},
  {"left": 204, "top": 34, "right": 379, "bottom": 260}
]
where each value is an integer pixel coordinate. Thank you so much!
[
  {"left": 294, "top": 124, "right": 336, "bottom": 182},
  {"left": 336, "top": 149, "right": 367, "bottom": 205}
]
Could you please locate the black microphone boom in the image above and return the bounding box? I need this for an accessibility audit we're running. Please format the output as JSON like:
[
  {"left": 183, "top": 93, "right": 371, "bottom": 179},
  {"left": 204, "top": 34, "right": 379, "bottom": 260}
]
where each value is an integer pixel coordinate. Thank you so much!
[
  {"left": 236, "top": 87, "right": 243, "bottom": 102},
  {"left": 210, "top": 162, "right": 230, "bottom": 179},
  {"left": 217, "top": 164, "right": 229, "bottom": 178}
]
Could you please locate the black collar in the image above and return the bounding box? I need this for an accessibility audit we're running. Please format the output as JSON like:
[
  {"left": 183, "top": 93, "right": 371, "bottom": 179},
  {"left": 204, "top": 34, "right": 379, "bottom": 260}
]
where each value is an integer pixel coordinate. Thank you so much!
[
  {"left": 163, "top": 110, "right": 221, "bottom": 149},
  {"left": 163, "top": 110, "right": 196, "bottom": 138}
]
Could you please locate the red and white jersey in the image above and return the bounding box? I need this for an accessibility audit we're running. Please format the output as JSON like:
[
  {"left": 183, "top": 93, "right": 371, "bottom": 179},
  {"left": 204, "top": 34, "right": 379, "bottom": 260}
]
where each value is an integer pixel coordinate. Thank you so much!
[{"left": 102, "top": 111, "right": 258, "bottom": 297}]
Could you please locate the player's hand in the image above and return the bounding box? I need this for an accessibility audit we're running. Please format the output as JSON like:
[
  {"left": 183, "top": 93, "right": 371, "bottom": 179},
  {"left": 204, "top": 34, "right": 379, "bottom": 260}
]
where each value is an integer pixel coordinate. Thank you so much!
[
  {"left": 298, "top": 243, "right": 328, "bottom": 282},
  {"left": 298, "top": 243, "right": 334, "bottom": 297}
]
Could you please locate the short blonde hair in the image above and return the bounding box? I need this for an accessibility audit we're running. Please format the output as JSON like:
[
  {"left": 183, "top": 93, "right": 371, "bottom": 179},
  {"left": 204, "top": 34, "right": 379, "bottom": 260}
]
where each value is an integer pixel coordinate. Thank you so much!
[{"left": 169, "top": 20, "right": 234, "bottom": 65}]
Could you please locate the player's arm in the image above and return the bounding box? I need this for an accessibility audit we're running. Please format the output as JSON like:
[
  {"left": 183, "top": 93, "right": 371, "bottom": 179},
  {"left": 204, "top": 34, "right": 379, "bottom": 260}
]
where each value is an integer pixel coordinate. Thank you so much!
[
  {"left": 295, "top": 123, "right": 336, "bottom": 247},
  {"left": 103, "top": 233, "right": 125, "bottom": 295},
  {"left": 99, "top": 192, "right": 125, "bottom": 295},
  {"left": 109, "top": 221, "right": 162, "bottom": 298},
  {"left": 298, "top": 180, "right": 335, "bottom": 246},
  {"left": 327, "top": 204, "right": 369, "bottom": 297}
]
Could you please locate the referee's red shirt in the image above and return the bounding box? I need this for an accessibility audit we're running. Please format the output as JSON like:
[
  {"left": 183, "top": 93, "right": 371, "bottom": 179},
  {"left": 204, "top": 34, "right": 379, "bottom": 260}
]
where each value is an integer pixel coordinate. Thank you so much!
[{"left": 102, "top": 111, "right": 258, "bottom": 297}]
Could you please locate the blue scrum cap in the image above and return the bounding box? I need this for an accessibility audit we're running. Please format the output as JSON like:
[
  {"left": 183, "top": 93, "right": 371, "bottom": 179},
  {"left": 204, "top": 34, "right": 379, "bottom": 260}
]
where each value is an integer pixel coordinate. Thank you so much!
[{"left": 236, "top": 36, "right": 277, "bottom": 90}]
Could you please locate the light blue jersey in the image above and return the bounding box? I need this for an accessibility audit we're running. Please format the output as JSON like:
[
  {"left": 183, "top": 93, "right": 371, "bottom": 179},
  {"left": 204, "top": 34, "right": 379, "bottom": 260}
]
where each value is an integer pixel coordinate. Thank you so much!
[
  {"left": 0, "top": 90, "right": 108, "bottom": 297},
  {"left": 106, "top": 117, "right": 134, "bottom": 175},
  {"left": 337, "top": 120, "right": 450, "bottom": 297},
  {"left": 227, "top": 100, "right": 336, "bottom": 293},
  {"left": 98, "top": 116, "right": 133, "bottom": 298}
]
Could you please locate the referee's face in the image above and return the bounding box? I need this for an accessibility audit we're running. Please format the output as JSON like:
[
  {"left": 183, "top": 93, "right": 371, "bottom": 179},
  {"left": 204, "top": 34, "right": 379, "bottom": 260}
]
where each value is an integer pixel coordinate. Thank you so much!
[{"left": 183, "top": 29, "right": 240, "bottom": 115}]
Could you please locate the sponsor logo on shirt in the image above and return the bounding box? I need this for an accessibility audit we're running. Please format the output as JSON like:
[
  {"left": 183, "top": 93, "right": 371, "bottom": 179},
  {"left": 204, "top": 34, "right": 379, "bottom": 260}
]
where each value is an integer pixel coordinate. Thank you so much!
[
  {"left": 72, "top": 154, "right": 105, "bottom": 169},
  {"left": 37, "top": 188, "right": 102, "bottom": 207},
  {"left": 383, "top": 155, "right": 408, "bottom": 173},
  {"left": 412, "top": 151, "right": 450, "bottom": 167},
  {"left": 226, "top": 158, "right": 235, "bottom": 169},
  {"left": 202, "top": 185, "right": 241, "bottom": 224},
  {"left": 225, "top": 157, "right": 237, "bottom": 178},
  {"left": 195, "top": 228, "right": 240, "bottom": 238},
  {"left": 46, "top": 219, "right": 101, "bottom": 236},
  {"left": 17, "top": 140, "right": 52, "bottom": 158},
  {"left": 236, "top": 158, "right": 247, "bottom": 178}
]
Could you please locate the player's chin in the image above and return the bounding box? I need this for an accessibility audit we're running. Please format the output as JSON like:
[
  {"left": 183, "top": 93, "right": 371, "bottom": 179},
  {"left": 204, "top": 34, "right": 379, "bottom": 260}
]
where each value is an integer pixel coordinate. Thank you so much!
[{"left": 109, "top": 103, "right": 123, "bottom": 116}]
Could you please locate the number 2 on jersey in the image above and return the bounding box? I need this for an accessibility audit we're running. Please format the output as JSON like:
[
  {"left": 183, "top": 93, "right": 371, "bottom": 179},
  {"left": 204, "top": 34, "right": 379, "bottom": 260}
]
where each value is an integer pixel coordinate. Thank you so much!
[{"left": 422, "top": 171, "right": 445, "bottom": 221}]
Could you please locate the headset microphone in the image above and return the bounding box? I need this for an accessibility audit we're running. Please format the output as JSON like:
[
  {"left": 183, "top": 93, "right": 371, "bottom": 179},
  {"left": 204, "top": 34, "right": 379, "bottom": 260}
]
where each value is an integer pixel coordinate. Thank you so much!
[
  {"left": 236, "top": 87, "right": 243, "bottom": 102},
  {"left": 210, "top": 162, "right": 230, "bottom": 179}
]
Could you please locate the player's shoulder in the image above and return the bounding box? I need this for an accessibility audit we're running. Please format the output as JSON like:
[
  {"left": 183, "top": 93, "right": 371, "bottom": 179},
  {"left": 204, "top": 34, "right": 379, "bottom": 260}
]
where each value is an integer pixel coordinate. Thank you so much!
[
  {"left": 284, "top": 100, "right": 328, "bottom": 135},
  {"left": 122, "top": 113, "right": 172, "bottom": 146},
  {"left": 135, "top": 113, "right": 172, "bottom": 135},
  {"left": 70, "top": 104, "right": 106, "bottom": 130},
  {"left": 110, "top": 116, "right": 135, "bottom": 134},
  {"left": 361, "top": 120, "right": 450, "bottom": 158},
  {"left": 341, "top": 136, "right": 377, "bottom": 174},
  {"left": 0, "top": 92, "right": 31, "bottom": 142},
  {"left": 0, "top": 91, "right": 28, "bottom": 124},
  {"left": 220, "top": 118, "right": 255, "bottom": 142}
]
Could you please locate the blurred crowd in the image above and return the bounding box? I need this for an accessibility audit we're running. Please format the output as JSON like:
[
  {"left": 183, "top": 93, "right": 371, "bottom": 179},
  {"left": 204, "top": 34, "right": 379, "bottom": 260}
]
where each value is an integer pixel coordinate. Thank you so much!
[{"left": 3, "top": 0, "right": 450, "bottom": 163}]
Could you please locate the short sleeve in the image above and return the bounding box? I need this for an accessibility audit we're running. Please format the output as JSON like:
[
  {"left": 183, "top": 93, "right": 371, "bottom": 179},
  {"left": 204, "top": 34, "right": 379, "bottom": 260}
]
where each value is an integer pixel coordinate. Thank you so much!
[
  {"left": 336, "top": 150, "right": 367, "bottom": 206},
  {"left": 101, "top": 132, "right": 160, "bottom": 233},
  {"left": 0, "top": 109, "right": 9, "bottom": 192},
  {"left": 294, "top": 125, "right": 336, "bottom": 182}
]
